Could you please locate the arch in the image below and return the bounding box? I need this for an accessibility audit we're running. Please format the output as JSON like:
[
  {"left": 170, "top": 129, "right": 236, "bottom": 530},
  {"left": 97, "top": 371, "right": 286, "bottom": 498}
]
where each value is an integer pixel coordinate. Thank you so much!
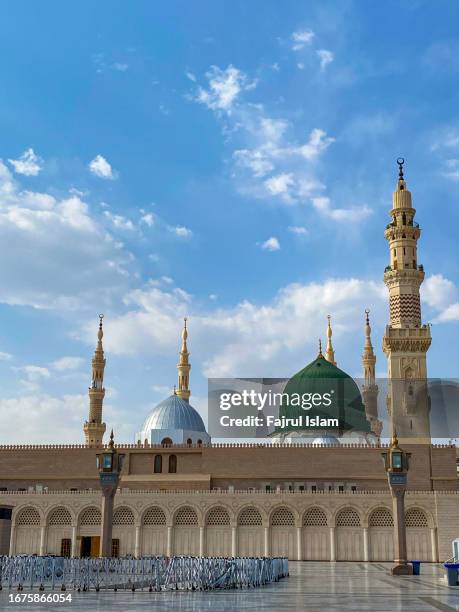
[
  {"left": 161, "top": 437, "right": 172, "bottom": 447},
  {"left": 79, "top": 506, "right": 101, "bottom": 526},
  {"left": 142, "top": 506, "right": 167, "bottom": 556},
  {"left": 405, "top": 507, "right": 431, "bottom": 561},
  {"left": 205, "top": 506, "right": 232, "bottom": 557},
  {"left": 47, "top": 507, "right": 72, "bottom": 526},
  {"left": 302, "top": 507, "right": 328, "bottom": 527},
  {"left": 154, "top": 454, "right": 162, "bottom": 473},
  {"left": 270, "top": 506, "right": 295, "bottom": 526},
  {"left": 16, "top": 507, "right": 41, "bottom": 526},
  {"left": 368, "top": 507, "right": 394, "bottom": 561},
  {"left": 405, "top": 507, "right": 428, "bottom": 527},
  {"left": 237, "top": 506, "right": 262, "bottom": 526},
  {"left": 168, "top": 454, "right": 177, "bottom": 473},
  {"left": 113, "top": 507, "right": 135, "bottom": 525},
  {"left": 173, "top": 506, "right": 199, "bottom": 556},
  {"left": 206, "top": 506, "right": 231, "bottom": 526},
  {"left": 174, "top": 506, "right": 198, "bottom": 526},
  {"left": 186, "top": 438, "right": 192, "bottom": 446},
  {"left": 369, "top": 507, "right": 393, "bottom": 527},
  {"left": 335, "top": 507, "right": 361, "bottom": 527},
  {"left": 142, "top": 506, "right": 167, "bottom": 526},
  {"left": 237, "top": 506, "right": 264, "bottom": 557},
  {"left": 335, "top": 507, "right": 363, "bottom": 561}
]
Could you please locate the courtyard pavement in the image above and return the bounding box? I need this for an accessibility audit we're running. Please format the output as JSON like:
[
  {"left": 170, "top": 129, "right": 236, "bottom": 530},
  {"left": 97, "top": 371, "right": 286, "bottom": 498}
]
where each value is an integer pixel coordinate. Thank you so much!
[{"left": 0, "top": 561, "right": 457, "bottom": 611}]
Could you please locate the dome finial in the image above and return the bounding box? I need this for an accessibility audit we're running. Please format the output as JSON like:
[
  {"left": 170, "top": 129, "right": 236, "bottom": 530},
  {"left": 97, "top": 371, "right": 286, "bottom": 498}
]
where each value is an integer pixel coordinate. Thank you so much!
[
  {"left": 325, "top": 315, "right": 337, "bottom": 366},
  {"left": 173, "top": 385, "right": 177, "bottom": 395}
]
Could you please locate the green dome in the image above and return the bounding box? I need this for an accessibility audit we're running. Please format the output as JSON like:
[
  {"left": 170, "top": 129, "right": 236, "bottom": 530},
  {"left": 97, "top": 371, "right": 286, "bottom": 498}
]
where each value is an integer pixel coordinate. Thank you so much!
[{"left": 273, "top": 354, "right": 370, "bottom": 434}]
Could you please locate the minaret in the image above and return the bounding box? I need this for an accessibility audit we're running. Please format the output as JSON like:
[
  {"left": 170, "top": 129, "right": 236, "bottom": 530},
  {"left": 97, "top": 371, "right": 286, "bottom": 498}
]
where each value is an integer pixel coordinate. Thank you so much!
[
  {"left": 176, "top": 317, "right": 191, "bottom": 401},
  {"left": 324, "top": 315, "right": 337, "bottom": 366},
  {"left": 361, "top": 310, "right": 382, "bottom": 437},
  {"left": 84, "top": 314, "right": 107, "bottom": 447},
  {"left": 382, "top": 159, "right": 431, "bottom": 442}
]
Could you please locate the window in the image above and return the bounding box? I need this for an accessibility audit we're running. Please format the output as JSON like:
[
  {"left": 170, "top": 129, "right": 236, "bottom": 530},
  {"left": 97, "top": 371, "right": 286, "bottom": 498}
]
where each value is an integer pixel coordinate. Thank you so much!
[
  {"left": 111, "top": 539, "right": 120, "bottom": 558},
  {"left": 311, "top": 485, "right": 317, "bottom": 492},
  {"left": 186, "top": 438, "right": 192, "bottom": 446},
  {"left": 338, "top": 485, "right": 344, "bottom": 493},
  {"left": 328, "top": 485, "right": 333, "bottom": 491},
  {"left": 154, "top": 454, "right": 162, "bottom": 473},
  {"left": 299, "top": 485, "right": 305, "bottom": 492},
  {"left": 168, "top": 454, "right": 177, "bottom": 473},
  {"left": 265, "top": 484, "right": 271, "bottom": 492},
  {"left": 161, "top": 438, "right": 172, "bottom": 447},
  {"left": 60, "top": 539, "right": 71, "bottom": 557},
  {"left": 351, "top": 486, "right": 357, "bottom": 492},
  {"left": 197, "top": 439, "right": 203, "bottom": 446}
]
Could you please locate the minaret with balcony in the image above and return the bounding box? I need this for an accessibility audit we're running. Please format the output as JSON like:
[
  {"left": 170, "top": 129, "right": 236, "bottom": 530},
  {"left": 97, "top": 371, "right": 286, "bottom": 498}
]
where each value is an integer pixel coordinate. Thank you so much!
[{"left": 382, "top": 160, "right": 431, "bottom": 442}]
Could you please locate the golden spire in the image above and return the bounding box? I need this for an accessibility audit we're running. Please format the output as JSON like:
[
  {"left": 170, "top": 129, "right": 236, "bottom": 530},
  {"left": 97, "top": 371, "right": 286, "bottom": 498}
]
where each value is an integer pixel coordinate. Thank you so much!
[
  {"left": 325, "top": 315, "right": 337, "bottom": 366},
  {"left": 176, "top": 317, "right": 191, "bottom": 401},
  {"left": 84, "top": 314, "right": 107, "bottom": 447}
]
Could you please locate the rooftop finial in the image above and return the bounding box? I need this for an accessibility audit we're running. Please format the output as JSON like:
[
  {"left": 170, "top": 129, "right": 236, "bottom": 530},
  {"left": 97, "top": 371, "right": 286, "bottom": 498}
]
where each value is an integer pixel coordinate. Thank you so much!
[
  {"left": 365, "top": 308, "right": 370, "bottom": 325},
  {"left": 391, "top": 425, "right": 399, "bottom": 448},
  {"left": 109, "top": 429, "right": 114, "bottom": 449},
  {"left": 173, "top": 384, "right": 177, "bottom": 395},
  {"left": 397, "top": 157, "right": 405, "bottom": 181},
  {"left": 325, "top": 315, "right": 336, "bottom": 366},
  {"left": 98, "top": 314, "right": 104, "bottom": 342},
  {"left": 318, "top": 338, "right": 323, "bottom": 357}
]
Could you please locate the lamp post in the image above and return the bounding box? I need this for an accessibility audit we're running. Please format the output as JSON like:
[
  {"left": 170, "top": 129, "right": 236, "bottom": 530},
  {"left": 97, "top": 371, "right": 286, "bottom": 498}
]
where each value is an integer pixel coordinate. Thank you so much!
[
  {"left": 381, "top": 429, "right": 412, "bottom": 575},
  {"left": 96, "top": 430, "right": 125, "bottom": 557}
]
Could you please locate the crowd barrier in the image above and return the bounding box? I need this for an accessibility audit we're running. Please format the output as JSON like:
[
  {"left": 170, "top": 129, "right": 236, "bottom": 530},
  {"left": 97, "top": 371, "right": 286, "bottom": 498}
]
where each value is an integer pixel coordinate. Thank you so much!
[{"left": 0, "top": 555, "right": 288, "bottom": 591}]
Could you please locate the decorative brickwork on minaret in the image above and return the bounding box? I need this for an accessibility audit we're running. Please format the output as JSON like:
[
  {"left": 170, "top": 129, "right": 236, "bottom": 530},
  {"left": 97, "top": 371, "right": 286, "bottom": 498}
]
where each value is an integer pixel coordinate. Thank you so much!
[
  {"left": 176, "top": 317, "right": 191, "bottom": 401},
  {"left": 382, "top": 160, "right": 431, "bottom": 442},
  {"left": 84, "top": 315, "right": 107, "bottom": 446}
]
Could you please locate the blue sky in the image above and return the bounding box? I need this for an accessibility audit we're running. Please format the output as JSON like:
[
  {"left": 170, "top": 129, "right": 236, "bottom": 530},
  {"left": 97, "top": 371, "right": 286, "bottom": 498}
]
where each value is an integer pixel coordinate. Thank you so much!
[{"left": 0, "top": 1, "right": 459, "bottom": 443}]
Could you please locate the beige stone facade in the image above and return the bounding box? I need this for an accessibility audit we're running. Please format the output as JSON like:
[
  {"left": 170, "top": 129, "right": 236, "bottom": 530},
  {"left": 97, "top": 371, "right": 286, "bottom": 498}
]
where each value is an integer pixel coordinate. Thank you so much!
[{"left": 2, "top": 489, "right": 458, "bottom": 562}]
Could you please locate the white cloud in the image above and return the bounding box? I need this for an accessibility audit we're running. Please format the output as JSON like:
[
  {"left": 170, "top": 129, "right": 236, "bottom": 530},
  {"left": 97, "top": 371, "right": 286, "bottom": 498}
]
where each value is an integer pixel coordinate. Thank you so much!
[
  {"left": 18, "top": 365, "right": 51, "bottom": 381},
  {"left": 0, "top": 351, "right": 12, "bottom": 360},
  {"left": 298, "top": 128, "right": 335, "bottom": 160},
  {"left": 8, "top": 148, "right": 43, "bottom": 176},
  {"left": 89, "top": 155, "right": 116, "bottom": 179},
  {"left": 140, "top": 212, "right": 155, "bottom": 227},
  {"left": 435, "top": 302, "right": 459, "bottom": 323},
  {"left": 194, "top": 65, "right": 255, "bottom": 113},
  {"left": 51, "top": 356, "right": 85, "bottom": 371},
  {"left": 260, "top": 236, "right": 280, "bottom": 251},
  {"left": 113, "top": 62, "right": 128, "bottom": 72},
  {"left": 0, "top": 161, "right": 131, "bottom": 309},
  {"left": 168, "top": 225, "right": 192, "bottom": 238},
  {"left": 264, "top": 173, "right": 294, "bottom": 198},
  {"left": 312, "top": 196, "right": 372, "bottom": 222},
  {"left": 0, "top": 394, "right": 87, "bottom": 444},
  {"left": 186, "top": 71, "right": 197, "bottom": 82},
  {"left": 288, "top": 226, "right": 308, "bottom": 235},
  {"left": 104, "top": 211, "right": 135, "bottom": 231},
  {"left": 422, "top": 274, "right": 457, "bottom": 310},
  {"left": 102, "top": 277, "right": 386, "bottom": 379},
  {"left": 291, "top": 30, "right": 315, "bottom": 51},
  {"left": 317, "top": 49, "right": 334, "bottom": 71}
]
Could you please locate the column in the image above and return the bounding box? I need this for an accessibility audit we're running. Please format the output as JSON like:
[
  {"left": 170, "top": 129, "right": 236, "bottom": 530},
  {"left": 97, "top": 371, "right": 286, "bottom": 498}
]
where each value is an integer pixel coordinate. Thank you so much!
[
  {"left": 8, "top": 522, "right": 15, "bottom": 556},
  {"left": 39, "top": 525, "right": 46, "bottom": 556},
  {"left": 392, "top": 491, "right": 407, "bottom": 564},
  {"left": 264, "top": 526, "right": 269, "bottom": 557},
  {"left": 363, "top": 527, "right": 369, "bottom": 562},
  {"left": 430, "top": 528, "right": 438, "bottom": 563},
  {"left": 135, "top": 525, "right": 141, "bottom": 558},
  {"left": 330, "top": 527, "right": 336, "bottom": 561},
  {"left": 71, "top": 525, "right": 78, "bottom": 557},
  {"left": 296, "top": 526, "right": 302, "bottom": 561},
  {"left": 167, "top": 526, "right": 172, "bottom": 557},
  {"left": 100, "top": 490, "right": 115, "bottom": 557},
  {"left": 231, "top": 526, "right": 237, "bottom": 557},
  {"left": 199, "top": 527, "right": 205, "bottom": 557}
]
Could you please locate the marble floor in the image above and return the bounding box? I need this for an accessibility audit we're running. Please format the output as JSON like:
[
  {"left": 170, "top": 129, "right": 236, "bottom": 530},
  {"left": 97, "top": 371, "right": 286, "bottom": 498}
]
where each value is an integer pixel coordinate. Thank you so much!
[{"left": 0, "top": 561, "right": 457, "bottom": 611}]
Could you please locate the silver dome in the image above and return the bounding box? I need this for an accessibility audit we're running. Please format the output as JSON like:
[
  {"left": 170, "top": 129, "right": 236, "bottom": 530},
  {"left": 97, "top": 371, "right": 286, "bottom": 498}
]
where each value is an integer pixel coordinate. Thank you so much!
[
  {"left": 141, "top": 394, "right": 207, "bottom": 434},
  {"left": 312, "top": 435, "right": 340, "bottom": 446}
]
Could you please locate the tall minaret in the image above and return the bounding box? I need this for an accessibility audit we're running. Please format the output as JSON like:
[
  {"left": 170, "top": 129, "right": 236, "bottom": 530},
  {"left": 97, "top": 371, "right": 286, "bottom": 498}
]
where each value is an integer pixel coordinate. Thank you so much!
[
  {"left": 176, "top": 317, "right": 191, "bottom": 401},
  {"left": 84, "top": 315, "right": 107, "bottom": 447},
  {"left": 361, "top": 310, "right": 382, "bottom": 438},
  {"left": 324, "top": 315, "right": 337, "bottom": 366},
  {"left": 382, "top": 159, "right": 431, "bottom": 442}
]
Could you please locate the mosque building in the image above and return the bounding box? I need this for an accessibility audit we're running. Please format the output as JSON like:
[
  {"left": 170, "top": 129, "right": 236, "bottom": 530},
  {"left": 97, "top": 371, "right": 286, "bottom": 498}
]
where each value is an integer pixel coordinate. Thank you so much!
[{"left": 0, "top": 162, "right": 457, "bottom": 563}]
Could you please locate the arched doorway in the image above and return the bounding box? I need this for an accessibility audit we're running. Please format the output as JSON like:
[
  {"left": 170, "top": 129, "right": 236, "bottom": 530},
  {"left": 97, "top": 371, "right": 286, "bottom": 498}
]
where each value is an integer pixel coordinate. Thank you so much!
[
  {"left": 173, "top": 506, "right": 199, "bottom": 555},
  {"left": 302, "top": 507, "right": 329, "bottom": 560},
  {"left": 206, "top": 507, "right": 231, "bottom": 556},
  {"left": 270, "top": 507, "right": 295, "bottom": 558},
  {"left": 336, "top": 508, "right": 363, "bottom": 561},
  {"left": 368, "top": 508, "right": 394, "bottom": 561},
  {"left": 406, "top": 508, "right": 430, "bottom": 561},
  {"left": 237, "top": 507, "right": 263, "bottom": 556},
  {"left": 142, "top": 507, "right": 167, "bottom": 555}
]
